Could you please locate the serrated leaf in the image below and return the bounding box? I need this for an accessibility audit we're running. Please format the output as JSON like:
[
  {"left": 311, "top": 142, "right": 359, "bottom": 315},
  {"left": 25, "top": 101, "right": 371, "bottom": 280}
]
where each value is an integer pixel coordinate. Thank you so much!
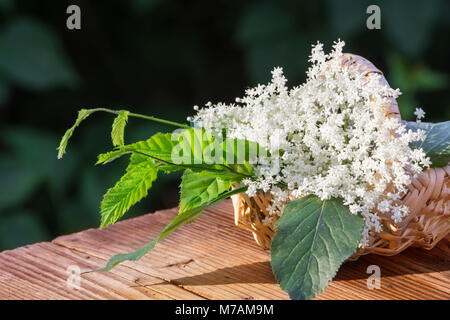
[
  {"left": 179, "top": 169, "right": 238, "bottom": 213},
  {"left": 271, "top": 195, "right": 364, "bottom": 300},
  {"left": 96, "top": 133, "right": 192, "bottom": 175},
  {"left": 171, "top": 127, "right": 223, "bottom": 165},
  {"left": 96, "top": 131, "right": 177, "bottom": 165},
  {"left": 111, "top": 110, "right": 129, "bottom": 147},
  {"left": 97, "top": 130, "right": 194, "bottom": 166},
  {"left": 57, "top": 109, "right": 94, "bottom": 159},
  {"left": 95, "top": 185, "right": 248, "bottom": 272},
  {"left": 129, "top": 152, "right": 181, "bottom": 174},
  {"left": 97, "top": 127, "right": 263, "bottom": 172},
  {"left": 132, "top": 132, "right": 180, "bottom": 162},
  {"left": 100, "top": 156, "right": 158, "bottom": 228},
  {"left": 173, "top": 127, "right": 263, "bottom": 168},
  {"left": 96, "top": 149, "right": 131, "bottom": 165},
  {"left": 404, "top": 121, "right": 450, "bottom": 167}
]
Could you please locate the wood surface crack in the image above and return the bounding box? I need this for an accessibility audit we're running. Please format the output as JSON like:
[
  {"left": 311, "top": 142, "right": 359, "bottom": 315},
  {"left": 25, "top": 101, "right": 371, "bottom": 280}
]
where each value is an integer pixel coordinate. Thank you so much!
[{"left": 162, "top": 259, "right": 194, "bottom": 268}]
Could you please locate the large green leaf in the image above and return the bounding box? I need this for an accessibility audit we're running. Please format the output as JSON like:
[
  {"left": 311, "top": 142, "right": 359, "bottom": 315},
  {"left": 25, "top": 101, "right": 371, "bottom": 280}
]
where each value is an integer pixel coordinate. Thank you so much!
[
  {"left": 130, "top": 132, "right": 180, "bottom": 163},
  {"left": 179, "top": 169, "right": 239, "bottom": 213},
  {"left": 127, "top": 128, "right": 219, "bottom": 165},
  {"left": 404, "top": 121, "right": 450, "bottom": 167},
  {"left": 97, "top": 128, "right": 260, "bottom": 175},
  {"left": 271, "top": 195, "right": 364, "bottom": 300},
  {"left": 100, "top": 155, "right": 159, "bottom": 228},
  {"left": 96, "top": 132, "right": 180, "bottom": 169},
  {"left": 97, "top": 131, "right": 187, "bottom": 165},
  {"left": 95, "top": 186, "right": 248, "bottom": 272}
]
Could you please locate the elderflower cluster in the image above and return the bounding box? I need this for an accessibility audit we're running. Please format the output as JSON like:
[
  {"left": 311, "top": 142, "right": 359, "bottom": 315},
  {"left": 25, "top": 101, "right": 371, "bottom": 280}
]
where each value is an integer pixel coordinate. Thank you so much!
[{"left": 192, "top": 40, "right": 430, "bottom": 246}]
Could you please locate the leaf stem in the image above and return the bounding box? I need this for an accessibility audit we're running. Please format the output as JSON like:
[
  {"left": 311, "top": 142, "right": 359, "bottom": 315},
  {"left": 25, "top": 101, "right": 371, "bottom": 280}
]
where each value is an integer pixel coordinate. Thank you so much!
[
  {"left": 128, "top": 112, "right": 190, "bottom": 128},
  {"left": 219, "top": 164, "right": 234, "bottom": 172},
  {"left": 87, "top": 108, "right": 190, "bottom": 128}
]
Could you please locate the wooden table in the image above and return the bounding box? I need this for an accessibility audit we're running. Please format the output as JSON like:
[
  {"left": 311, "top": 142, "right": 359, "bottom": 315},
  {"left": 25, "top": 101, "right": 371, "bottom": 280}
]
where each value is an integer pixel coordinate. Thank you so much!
[{"left": 0, "top": 200, "right": 448, "bottom": 300}]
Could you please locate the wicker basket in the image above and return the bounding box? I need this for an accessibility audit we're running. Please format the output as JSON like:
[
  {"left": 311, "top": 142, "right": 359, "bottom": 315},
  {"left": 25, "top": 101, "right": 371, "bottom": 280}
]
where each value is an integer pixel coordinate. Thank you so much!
[{"left": 230, "top": 53, "right": 450, "bottom": 260}]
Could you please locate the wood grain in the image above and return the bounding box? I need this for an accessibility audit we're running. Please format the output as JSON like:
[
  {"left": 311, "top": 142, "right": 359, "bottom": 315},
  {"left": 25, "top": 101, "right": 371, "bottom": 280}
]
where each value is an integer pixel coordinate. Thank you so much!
[{"left": 0, "top": 200, "right": 448, "bottom": 300}]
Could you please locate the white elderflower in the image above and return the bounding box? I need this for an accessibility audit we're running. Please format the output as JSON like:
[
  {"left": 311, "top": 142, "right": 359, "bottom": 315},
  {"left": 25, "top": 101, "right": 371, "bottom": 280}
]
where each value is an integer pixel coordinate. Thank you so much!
[
  {"left": 414, "top": 107, "right": 426, "bottom": 122},
  {"left": 192, "top": 40, "right": 429, "bottom": 246},
  {"left": 262, "top": 216, "right": 274, "bottom": 226}
]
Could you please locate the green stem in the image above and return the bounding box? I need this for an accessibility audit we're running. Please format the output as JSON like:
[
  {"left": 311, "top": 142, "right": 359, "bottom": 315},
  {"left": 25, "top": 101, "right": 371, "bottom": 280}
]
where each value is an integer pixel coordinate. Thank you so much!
[
  {"left": 128, "top": 112, "right": 190, "bottom": 128},
  {"left": 88, "top": 108, "right": 190, "bottom": 128},
  {"left": 219, "top": 164, "right": 234, "bottom": 173}
]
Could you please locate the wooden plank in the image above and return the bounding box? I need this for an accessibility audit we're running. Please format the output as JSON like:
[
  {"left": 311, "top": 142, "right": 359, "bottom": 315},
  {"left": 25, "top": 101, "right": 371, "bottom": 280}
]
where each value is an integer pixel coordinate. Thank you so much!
[
  {"left": 0, "top": 242, "right": 204, "bottom": 300},
  {"left": 50, "top": 200, "right": 449, "bottom": 300},
  {"left": 0, "top": 200, "right": 447, "bottom": 300},
  {"left": 53, "top": 207, "right": 287, "bottom": 300}
]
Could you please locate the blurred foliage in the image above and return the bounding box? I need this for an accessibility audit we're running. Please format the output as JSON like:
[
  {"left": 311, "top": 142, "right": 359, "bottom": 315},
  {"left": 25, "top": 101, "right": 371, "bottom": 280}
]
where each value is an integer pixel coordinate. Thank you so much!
[{"left": 0, "top": 0, "right": 448, "bottom": 251}]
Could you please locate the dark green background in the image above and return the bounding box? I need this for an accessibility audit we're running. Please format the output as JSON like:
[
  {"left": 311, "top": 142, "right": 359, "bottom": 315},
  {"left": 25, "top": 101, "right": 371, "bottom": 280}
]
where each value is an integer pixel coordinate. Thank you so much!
[{"left": 0, "top": 0, "right": 448, "bottom": 250}]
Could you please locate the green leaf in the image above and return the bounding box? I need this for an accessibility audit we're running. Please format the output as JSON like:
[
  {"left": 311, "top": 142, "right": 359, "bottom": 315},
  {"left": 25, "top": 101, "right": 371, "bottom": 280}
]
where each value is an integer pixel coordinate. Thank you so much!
[
  {"left": 170, "top": 127, "right": 225, "bottom": 165},
  {"left": 131, "top": 132, "right": 180, "bottom": 162},
  {"left": 130, "top": 127, "right": 261, "bottom": 168},
  {"left": 96, "top": 149, "right": 131, "bottom": 165},
  {"left": 404, "top": 121, "right": 450, "bottom": 167},
  {"left": 96, "top": 132, "right": 185, "bottom": 174},
  {"left": 96, "top": 205, "right": 203, "bottom": 272},
  {"left": 271, "top": 195, "right": 364, "bottom": 300},
  {"left": 111, "top": 110, "right": 129, "bottom": 147},
  {"left": 179, "top": 169, "right": 239, "bottom": 213},
  {"left": 58, "top": 109, "right": 96, "bottom": 159},
  {"left": 59, "top": 108, "right": 188, "bottom": 161},
  {"left": 97, "top": 127, "right": 262, "bottom": 174},
  {"left": 100, "top": 155, "right": 159, "bottom": 228},
  {"left": 95, "top": 186, "right": 248, "bottom": 272},
  {"left": 97, "top": 131, "right": 181, "bottom": 166}
]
